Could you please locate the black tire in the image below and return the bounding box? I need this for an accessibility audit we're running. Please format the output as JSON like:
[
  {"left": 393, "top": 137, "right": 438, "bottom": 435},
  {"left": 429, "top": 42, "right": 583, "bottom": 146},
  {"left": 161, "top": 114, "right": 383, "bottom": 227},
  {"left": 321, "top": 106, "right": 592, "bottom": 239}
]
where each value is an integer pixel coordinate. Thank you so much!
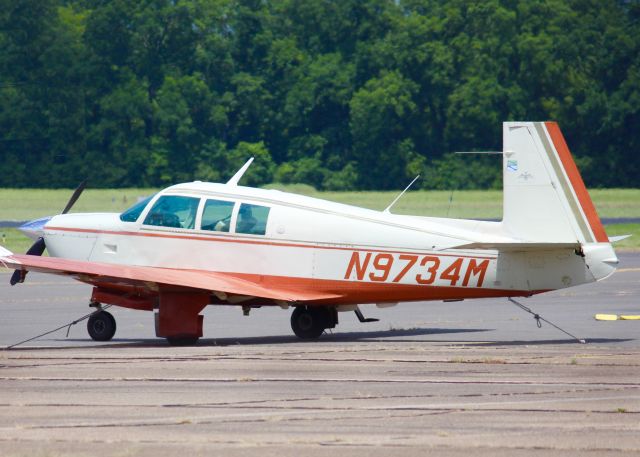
[
  {"left": 87, "top": 311, "right": 116, "bottom": 341},
  {"left": 166, "top": 336, "right": 199, "bottom": 346},
  {"left": 291, "top": 306, "right": 330, "bottom": 339}
]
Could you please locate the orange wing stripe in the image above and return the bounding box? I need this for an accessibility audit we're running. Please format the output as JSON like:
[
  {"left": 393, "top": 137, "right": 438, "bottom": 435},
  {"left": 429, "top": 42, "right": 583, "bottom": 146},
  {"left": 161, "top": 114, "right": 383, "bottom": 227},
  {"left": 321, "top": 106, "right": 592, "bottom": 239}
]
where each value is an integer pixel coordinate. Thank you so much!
[
  {"left": 6, "top": 254, "right": 337, "bottom": 302},
  {"left": 545, "top": 122, "right": 608, "bottom": 242}
]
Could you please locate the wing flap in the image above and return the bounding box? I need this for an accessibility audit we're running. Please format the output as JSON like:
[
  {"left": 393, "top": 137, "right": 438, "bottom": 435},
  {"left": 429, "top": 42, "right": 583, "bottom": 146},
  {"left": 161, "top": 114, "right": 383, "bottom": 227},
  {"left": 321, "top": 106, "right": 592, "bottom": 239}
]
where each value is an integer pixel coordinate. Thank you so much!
[{"left": 2, "top": 254, "right": 340, "bottom": 302}]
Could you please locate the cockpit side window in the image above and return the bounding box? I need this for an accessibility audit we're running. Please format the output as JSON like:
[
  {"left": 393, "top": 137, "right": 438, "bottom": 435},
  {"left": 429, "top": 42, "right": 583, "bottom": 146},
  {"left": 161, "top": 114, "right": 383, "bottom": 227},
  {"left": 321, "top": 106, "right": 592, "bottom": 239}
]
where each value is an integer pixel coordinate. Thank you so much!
[
  {"left": 143, "top": 195, "right": 200, "bottom": 229},
  {"left": 236, "top": 203, "right": 270, "bottom": 235},
  {"left": 120, "top": 195, "right": 155, "bottom": 222},
  {"left": 200, "top": 199, "right": 235, "bottom": 232}
]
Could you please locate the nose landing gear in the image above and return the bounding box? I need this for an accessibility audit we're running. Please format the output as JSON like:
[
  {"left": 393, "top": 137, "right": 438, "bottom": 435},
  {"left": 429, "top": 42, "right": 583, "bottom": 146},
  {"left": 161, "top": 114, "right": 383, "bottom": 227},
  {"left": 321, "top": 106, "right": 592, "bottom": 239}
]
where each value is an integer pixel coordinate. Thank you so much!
[{"left": 87, "top": 309, "right": 117, "bottom": 341}]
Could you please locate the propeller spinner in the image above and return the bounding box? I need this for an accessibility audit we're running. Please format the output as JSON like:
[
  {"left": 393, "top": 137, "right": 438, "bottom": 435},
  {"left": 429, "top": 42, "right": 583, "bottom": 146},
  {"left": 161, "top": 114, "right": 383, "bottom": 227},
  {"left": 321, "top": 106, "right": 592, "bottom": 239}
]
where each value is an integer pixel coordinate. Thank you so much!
[{"left": 9, "top": 180, "right": 87, "bottom": 285}]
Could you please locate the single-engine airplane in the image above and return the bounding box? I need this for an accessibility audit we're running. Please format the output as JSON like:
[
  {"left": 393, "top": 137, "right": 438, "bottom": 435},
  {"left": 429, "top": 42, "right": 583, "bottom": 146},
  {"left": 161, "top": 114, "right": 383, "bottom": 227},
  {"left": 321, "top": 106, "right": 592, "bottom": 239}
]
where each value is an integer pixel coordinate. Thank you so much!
[{"left": 0, "top": 122, "right": 620, "bottom": 345}]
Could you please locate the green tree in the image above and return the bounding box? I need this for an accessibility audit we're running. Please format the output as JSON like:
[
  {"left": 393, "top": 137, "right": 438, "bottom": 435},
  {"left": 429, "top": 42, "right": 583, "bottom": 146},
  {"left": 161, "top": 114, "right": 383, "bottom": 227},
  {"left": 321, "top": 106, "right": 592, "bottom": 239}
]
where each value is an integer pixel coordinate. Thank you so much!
[
  {"left": 85, "top": 72, "right": 152, "bottom": 186},
  {"left": 1, "top": 0, "right": 638, "bottom": 189},
  {"left": 349, "top": 71, "right": 418, "bottom": 189}
]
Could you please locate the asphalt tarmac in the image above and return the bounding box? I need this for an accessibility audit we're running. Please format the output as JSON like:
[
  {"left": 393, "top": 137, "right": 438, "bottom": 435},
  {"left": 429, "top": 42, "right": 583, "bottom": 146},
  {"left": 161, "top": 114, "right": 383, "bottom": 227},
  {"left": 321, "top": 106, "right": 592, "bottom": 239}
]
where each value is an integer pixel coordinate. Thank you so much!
[{"left": 1, "top": 252, "right": 639, "bottom": 456}]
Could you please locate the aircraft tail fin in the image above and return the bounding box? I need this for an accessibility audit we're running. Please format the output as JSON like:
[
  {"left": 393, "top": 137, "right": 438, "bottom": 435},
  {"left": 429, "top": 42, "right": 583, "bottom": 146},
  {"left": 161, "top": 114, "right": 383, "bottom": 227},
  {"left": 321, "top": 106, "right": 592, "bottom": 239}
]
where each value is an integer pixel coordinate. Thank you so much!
[{"left": 502, "top": 122, "right": 608, "bottom": 245}]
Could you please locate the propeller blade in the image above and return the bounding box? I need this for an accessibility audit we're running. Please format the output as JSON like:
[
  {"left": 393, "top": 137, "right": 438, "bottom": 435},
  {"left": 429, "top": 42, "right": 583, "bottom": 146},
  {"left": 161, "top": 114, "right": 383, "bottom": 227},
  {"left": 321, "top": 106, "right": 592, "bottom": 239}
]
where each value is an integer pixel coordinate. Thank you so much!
[
  {"left": 9, "top": 237, "right": 46, "bottom": 285},
  {"left": 9, "top": 269, "right": 24, "bottom": 286},
  {"left": 61, "top": 179, "right": 87, "bottom": 214},
  {"left": 25, "top": 237, "right": 46, "bottom": 256}
]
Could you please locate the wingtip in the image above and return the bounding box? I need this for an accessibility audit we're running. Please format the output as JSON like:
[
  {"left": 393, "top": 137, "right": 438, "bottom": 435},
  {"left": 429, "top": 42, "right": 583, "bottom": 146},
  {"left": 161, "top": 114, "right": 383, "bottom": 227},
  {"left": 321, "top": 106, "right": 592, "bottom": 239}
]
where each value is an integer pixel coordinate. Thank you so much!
[{"left": 0, "top": 245, "right": 13, "bottom": 258}]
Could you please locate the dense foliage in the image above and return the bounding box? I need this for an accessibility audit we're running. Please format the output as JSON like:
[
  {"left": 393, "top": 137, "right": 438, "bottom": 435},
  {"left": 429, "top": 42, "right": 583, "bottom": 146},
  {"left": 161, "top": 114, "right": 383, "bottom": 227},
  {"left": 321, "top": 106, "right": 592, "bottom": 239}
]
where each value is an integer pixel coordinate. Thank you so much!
[{"left": 1, "top": 0, "right": 638, "bottom": 190}]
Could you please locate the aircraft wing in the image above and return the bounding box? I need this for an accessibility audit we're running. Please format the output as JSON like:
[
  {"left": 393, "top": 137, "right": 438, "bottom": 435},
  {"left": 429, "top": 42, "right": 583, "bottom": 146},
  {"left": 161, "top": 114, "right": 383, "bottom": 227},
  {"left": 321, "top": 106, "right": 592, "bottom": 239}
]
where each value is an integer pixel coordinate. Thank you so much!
[{"left": 1, "top": 252, "right": 340, "bottom": 302}]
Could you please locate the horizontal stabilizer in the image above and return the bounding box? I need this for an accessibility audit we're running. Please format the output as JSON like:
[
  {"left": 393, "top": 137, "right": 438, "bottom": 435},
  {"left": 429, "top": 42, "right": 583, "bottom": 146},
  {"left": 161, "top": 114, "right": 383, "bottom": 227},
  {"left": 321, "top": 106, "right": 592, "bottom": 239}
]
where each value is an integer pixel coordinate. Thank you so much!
[
  {"left": 609, "top": 235, "right": 631, "bottom": 243},
  {"left": 454, "top": 242, "right": 580, "bottom": 251}
]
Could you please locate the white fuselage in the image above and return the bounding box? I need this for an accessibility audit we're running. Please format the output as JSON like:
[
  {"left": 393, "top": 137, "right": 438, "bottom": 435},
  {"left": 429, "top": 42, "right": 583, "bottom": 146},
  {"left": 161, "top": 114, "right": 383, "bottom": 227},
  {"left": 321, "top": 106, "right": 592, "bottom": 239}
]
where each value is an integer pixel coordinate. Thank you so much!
[{"left": 42, "top": 182, "right": 617, "bottom": 304}]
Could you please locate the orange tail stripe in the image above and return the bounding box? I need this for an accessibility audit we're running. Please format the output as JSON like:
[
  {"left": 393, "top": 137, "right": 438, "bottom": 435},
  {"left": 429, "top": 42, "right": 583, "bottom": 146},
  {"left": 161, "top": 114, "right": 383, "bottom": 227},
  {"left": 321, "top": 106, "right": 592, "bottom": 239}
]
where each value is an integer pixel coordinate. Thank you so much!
[{"left": 545, "top": 122, "right": 608, "bottom": 243}]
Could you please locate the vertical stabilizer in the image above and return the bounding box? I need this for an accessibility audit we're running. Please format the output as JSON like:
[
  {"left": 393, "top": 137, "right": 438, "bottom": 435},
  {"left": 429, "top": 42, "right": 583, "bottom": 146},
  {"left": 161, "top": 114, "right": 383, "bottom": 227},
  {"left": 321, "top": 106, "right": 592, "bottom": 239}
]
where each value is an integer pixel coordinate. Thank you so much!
[{"left": 502, "top": 122, "right": 608, "bottom": 244}]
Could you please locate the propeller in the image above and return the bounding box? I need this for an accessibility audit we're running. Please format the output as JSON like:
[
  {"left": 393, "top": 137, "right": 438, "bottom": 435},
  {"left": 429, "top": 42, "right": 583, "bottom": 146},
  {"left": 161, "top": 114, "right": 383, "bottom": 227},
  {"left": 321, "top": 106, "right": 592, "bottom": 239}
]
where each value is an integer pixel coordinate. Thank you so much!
[
  {"left": 61, "top": 179, "right": 88, "bottom": 215},
  {"left": 9, "top": 180, "right": 87, "bottom": 285}
]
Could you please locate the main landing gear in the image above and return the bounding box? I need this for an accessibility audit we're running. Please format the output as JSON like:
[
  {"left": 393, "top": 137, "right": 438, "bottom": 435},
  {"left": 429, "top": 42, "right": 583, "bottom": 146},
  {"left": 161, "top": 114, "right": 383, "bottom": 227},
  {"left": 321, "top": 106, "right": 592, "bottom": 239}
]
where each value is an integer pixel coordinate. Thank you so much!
[
  {"left": 290, "top": 305, "right": 380, "bottom": 340},
  {"left": 290, "top": 306, "right": 338, "bottom": 339},
  {"left": 87, "top": 309, "right": 117, "bottom": 341}
]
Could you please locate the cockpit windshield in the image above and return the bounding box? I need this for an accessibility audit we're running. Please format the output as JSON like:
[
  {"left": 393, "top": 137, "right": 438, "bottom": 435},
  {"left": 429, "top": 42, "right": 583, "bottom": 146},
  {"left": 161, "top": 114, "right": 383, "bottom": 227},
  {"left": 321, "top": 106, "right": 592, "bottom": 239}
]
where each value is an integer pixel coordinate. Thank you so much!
[{"left": 119, "top": 195, "right": 155, "bottom": 222}]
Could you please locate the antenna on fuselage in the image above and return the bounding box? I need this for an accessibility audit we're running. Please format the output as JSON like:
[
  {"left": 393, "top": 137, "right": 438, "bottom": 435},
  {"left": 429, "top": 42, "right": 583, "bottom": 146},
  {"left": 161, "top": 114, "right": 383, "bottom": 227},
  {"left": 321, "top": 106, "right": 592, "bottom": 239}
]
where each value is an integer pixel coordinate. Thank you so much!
[
  {"left": 383, "top": 175, "right": 420, "bottom": 214},
  {"left": 226, "top": 157, "right": 254, "bottom": 186}
]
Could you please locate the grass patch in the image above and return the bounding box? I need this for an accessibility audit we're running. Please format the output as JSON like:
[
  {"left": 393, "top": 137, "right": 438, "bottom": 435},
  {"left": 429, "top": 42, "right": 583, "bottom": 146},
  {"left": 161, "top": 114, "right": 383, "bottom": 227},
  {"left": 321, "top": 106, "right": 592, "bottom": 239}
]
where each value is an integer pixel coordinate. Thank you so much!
[
  {"left": 266, "top": 186, "right": 640, "bottom": 219},
  {"left": 588, "top": 189, "right": 640, "bottom": 218},
  {"left": 268, "top": 186, "right": 504, "bottom": 218},
  {"left": 322, "top": 190, "right": 504, "bottom": 219},
  {"left": 0, "top": 188, "right": 157, "bottom": 221},
  {"left": 0, "top": 228, "right": 33, "bottom": 254}
]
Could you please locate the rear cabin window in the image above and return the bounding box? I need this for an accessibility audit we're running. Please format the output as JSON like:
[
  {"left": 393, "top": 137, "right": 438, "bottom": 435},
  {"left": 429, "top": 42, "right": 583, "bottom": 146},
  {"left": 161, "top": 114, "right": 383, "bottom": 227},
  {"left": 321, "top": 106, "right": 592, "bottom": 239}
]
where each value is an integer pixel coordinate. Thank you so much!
[
  {"left": 120, "top": 195, "right": 154, "bottom": 222},
  {"left": 200, "top": 199, "right": 235, "bottom": 232},
  {"left": 143, "top": 195, "right": 200, "bottom": 229},
  {"left": 236, "top": 203, "right": 270, "bottom": 235}
]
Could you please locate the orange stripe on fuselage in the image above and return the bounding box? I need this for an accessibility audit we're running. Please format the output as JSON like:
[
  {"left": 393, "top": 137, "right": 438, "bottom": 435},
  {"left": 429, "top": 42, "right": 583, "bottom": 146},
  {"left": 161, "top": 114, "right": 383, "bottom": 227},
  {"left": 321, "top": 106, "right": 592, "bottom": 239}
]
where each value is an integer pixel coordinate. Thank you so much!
[
  {"left": 45, "top": 226, "right": 496, "bottom": 260},
  {"left": 544, "top": 122, "right": 608, "bottom": 243}
]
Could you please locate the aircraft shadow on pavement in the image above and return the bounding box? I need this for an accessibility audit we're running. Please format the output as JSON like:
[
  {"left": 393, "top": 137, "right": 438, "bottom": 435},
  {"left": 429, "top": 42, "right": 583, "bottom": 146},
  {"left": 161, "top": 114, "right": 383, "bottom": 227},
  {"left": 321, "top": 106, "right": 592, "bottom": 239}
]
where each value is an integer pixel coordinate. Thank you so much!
[
  {"left": 101, "top": 334, "right": 633, "bottom": 348},
  {"left": 6, "top": 327, "right": 491, "bottom": 349},
  {"left": 5, "top": 330, "right": 633, "bottom": 350},
  {"left": 321, "top": 327, "right": 491, "bottom": 342}
]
